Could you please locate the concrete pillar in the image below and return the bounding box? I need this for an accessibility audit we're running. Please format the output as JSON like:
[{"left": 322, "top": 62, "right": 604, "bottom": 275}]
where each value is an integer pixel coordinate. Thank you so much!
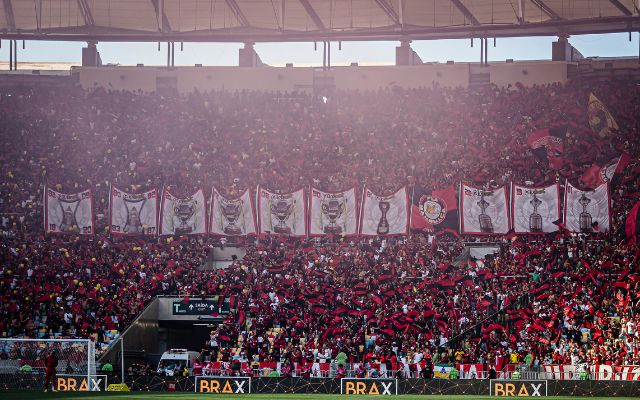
[
  {"left": 239, "top": 42, "right": 263, "bottom": 67},
  {"left": 396, "top": 39, "right": 423, "bottom": 66},
  {"left": 82, "top": 41, "right": 101, "bottom": 67}
]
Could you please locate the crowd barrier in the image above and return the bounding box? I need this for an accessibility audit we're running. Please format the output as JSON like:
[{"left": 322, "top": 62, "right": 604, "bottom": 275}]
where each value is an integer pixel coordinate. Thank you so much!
[
  {"left": 2, "top": 374, "right": 640, "bottom": 396},
  {"left": 130, "top": 376, "right": 640, "bottom": 396}
]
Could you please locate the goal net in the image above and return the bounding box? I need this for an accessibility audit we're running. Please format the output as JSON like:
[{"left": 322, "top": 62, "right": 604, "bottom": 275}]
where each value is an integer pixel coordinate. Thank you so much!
[{"left": 0, "top": 338, "right": 97, "bottom": 391}]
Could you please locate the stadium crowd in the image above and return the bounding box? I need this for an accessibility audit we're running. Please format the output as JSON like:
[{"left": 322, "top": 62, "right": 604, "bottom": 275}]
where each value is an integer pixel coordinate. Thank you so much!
[{"left": 0, "top": 77, "right": 639, "bottom": 375}]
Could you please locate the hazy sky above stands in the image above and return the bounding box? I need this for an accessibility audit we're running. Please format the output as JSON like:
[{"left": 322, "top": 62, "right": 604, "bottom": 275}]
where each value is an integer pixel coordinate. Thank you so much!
[{"left": 1, "top": 33, "right": 638, "bottom": 67}]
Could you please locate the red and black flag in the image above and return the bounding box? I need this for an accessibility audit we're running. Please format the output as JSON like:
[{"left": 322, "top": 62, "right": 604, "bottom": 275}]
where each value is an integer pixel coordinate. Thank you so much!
[
  {"left": 526, "top": 126, "right": 567, "bottom": 170},
  {"left": 626, "top": 201, "right": 640, "bottom": 245},
  {"left": 411, "top": 185, "right": 458, "bottom": 233},
  {"left": 580, "top": 152, "right": 630, "bottom": 189}
]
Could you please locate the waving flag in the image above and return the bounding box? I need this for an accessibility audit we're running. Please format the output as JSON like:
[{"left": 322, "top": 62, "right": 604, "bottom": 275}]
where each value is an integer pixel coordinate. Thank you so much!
[
  {"left": 526, "top": 127, "right": 566, "bottom": 170},
  {"left": 580, "top": 153, "right": 630, "bottom": 189},
  {"left": 588, "top": 93, "right": 618, "bottom": 138},
  {"left": 626, "top": 201, "right": 640, "bottom": 245}
]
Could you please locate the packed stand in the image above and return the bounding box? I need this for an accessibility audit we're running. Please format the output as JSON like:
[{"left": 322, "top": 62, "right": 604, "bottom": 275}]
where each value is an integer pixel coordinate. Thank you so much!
[{"left": 0, "top": 78, "right": 639, "bottom": 375}]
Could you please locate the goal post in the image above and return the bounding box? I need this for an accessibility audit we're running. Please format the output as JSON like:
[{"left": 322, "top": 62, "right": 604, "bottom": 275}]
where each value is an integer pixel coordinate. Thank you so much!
[{"left": 0, "top": 338, "right": 97, "bottom": 390}]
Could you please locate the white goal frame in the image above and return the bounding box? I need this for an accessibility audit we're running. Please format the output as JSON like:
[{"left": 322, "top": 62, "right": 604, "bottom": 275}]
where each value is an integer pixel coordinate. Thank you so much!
[{"left": 0, "top": 338, "right": 96, "bottom": 385}]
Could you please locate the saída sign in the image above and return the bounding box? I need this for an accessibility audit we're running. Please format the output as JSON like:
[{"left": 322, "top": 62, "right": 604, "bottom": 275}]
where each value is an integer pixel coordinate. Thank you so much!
[
  {"left": 195, "top": 377, "right": 251, "bottom": 394},
  {"left": 341, "top": 378, "right": 397, "bottom": 395},
  {"left": 490, "top": 380, "right": 547, "bottom": 397}
]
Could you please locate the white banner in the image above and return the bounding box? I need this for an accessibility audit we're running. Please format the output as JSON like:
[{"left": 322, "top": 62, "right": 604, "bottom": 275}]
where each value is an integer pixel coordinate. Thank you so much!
[
  {"left": 544, "top": 364, "right": 640, "bottom": 380},
  {"left": 309, "top": 187, "right": 358, "bottom": 236},
  {"left": 359, "top": 186, "right": 409, "bottom": 236},
  {"left": 511, "top": 183, "right": 560, "bottom": 233},
  {"left": 210, "top": 189, "right": 256, "bottom": 236},
  {"left": 44, "top": 187, "right": 94, "bottom": 235},
  {"left": 460, "top": 184, "right": 510, "bottom": 234},
  {"left": 564, "top": 181, "right": 610, "bottom": 233},
  {"left": 257, "top": 187, "right": 307, "bottom": 236},
  {"left": 159, "top": 189, "right": 207, "bottom": 235},
  {"left": 109, "top": 186, "right": 158, "bottom": 235}
]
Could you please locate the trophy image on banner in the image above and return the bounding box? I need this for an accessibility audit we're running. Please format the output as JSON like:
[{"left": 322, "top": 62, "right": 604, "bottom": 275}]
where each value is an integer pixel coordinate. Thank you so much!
[
  {"left": 59, "top": 203, "right": 80, "bottom": 233},
  {"left": 321, "top": 198, "right": 345, "bottom": 234},
  {"left": 528, "top": 194, "right": 543, "bottom": 232},
  {"left": 477, "top": 195, "right": 494, "bottom": 233},
  {"left": 221, "top": 200, "right": 243, "bottom": 235},
  {"left": 124, "top": 204, "right": 143, "bottom": 233},
  {"left": 270, "top": 198, "right": 293, "bottom": 234},
  {"left": 579, "top": 193, "right": 593, "bottom": 232},
  {"left": 377, "top": 201, "right": 390, "bottom": 234},
  {"left": 174, "top": 200, "right": 196, "bottom": 235}
]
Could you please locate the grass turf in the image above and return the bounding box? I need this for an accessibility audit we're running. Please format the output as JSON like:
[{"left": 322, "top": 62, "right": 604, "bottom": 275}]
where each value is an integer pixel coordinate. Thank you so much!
[{"left": 2, "top": 393, "right": 640, "bottom": 400}]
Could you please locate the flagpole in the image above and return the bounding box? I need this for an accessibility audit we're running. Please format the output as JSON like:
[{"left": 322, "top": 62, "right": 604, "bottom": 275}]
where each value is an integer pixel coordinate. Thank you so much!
[{"left": 408, "top": 183, "right": 415, "bottom": 240}]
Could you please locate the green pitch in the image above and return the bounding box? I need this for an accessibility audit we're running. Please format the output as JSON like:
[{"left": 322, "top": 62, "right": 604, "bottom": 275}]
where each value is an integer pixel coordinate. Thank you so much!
[{"left": 2, "top": 393, "right": 640, "bottom": 400}]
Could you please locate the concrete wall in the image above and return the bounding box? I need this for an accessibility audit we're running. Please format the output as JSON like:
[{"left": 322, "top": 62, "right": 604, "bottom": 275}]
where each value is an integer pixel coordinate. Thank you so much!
[
  {"left": 489, "top": 61, "right": 568, "bottom": 87},
  {"left": 77, "top": 66, "right": 157, "bottom": 92},
  {"left": 172, "top": 67, "right": 314, "bottom": 93},
  {"left": 72, "top": 60, "right": 640, "bottom": 94},
  {"left": 331, "top": 64, "right": 469, "bottom": 90},
  {"left": 98, "top": 298, "right": 159, "bottom": 363},
  {"left": 74, "top": 64, "right": 471, "bottom": 93}
]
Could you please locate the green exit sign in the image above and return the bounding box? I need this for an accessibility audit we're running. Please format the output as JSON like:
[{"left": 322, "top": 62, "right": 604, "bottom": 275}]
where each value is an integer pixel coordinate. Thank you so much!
[{"left": 172, "top": 297, "right": 231, "bottom": 315}]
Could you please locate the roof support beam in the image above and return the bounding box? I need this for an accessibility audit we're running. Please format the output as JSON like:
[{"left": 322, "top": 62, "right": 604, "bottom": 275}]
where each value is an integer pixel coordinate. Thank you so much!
[
  {"left": 298, "top": 0, "right": 325, "bottom": 30},
  {"left": 530, "top": 0, "right": 561, "bottom": 20},
  {"left": 450, "top": 0, "right": 480, "bottom": 25},
  {"left": 225, "top": 0, "right": 250, "bottom": 27},
  {"left": 608, "top": 0, "right": 633, "bottom": 16},
  {"left": 2, "top": 0, "right": 16, "bottom": 31},
  {"left": 150, "top": 0, "right": 172, "bottom": 32},
  {"left": 76, "top": 0, "right": 95, "bottom": 27},
  {"left": 374, "top": 0, "right": 400, "bottom": 25}
]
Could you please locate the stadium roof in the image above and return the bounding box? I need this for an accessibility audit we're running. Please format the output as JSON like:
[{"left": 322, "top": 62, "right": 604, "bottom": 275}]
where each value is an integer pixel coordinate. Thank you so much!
[{"left": 0, "top": 0, "right": 639, "bottom": 42}]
